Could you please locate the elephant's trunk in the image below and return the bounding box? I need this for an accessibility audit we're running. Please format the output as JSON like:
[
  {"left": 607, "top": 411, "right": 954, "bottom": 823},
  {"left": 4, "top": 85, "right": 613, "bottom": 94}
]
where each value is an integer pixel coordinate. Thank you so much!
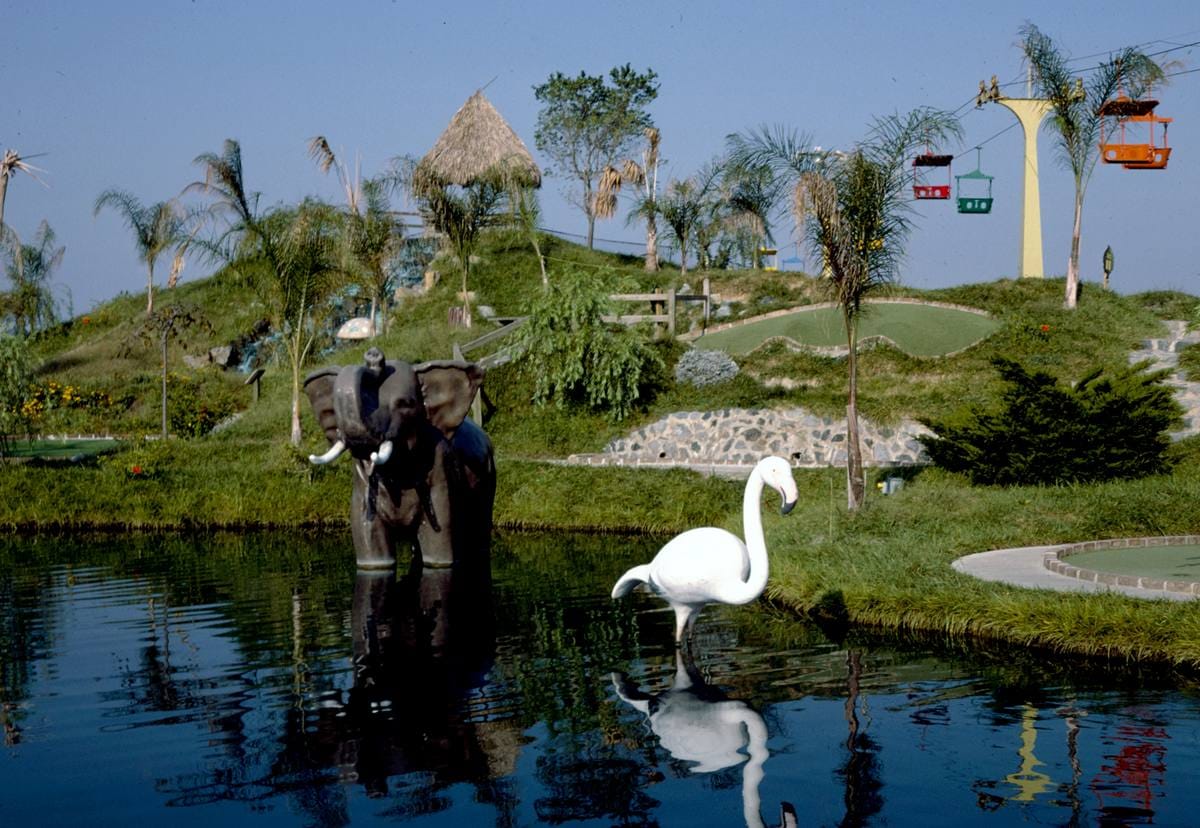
[{"left": 309, "top": 439, "right": 347, "bottom": 465}]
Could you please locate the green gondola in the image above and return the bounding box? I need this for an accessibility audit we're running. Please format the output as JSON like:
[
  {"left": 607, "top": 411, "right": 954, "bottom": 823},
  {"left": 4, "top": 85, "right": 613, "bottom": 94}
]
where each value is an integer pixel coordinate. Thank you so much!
[{"left": 955, "top": 148, "right": 994, "bottom": 215}]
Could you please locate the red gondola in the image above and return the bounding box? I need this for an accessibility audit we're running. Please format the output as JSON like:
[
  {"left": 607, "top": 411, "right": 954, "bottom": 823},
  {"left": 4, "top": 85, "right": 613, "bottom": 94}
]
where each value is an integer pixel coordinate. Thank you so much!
[{"left": 912, "top": 153, "right": 952, "bottom": 199}]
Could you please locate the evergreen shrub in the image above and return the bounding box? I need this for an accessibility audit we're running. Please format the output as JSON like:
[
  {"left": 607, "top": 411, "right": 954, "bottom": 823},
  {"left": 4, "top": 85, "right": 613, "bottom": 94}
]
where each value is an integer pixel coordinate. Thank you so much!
[{"left": 918, "top": 358, "right": 1181, "bottom": 485}]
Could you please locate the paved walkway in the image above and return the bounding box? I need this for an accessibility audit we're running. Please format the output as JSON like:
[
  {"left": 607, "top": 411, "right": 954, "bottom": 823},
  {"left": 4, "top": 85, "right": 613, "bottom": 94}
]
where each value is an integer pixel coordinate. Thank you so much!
[{"left": 952, "top": 545, "right": 1196, "bottom": 601}]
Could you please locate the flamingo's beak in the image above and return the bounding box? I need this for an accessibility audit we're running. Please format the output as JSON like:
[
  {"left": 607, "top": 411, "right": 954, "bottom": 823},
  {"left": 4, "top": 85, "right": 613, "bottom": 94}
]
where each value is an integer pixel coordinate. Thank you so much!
[{"left": 781, "top": 497, "right": 797, "bottom": 516}]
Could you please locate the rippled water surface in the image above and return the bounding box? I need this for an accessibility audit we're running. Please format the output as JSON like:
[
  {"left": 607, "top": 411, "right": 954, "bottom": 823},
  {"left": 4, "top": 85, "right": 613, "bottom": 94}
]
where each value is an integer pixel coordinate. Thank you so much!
[{"left": 3, "top": 531, "right": 1200, "bottom": 826}]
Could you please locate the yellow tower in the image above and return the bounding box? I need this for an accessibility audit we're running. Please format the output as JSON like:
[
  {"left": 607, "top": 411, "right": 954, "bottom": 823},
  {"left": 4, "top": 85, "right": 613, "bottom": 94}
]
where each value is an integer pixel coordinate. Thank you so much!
[{"left": 995, "top": 98, "right": 1053, "bottom": 279}]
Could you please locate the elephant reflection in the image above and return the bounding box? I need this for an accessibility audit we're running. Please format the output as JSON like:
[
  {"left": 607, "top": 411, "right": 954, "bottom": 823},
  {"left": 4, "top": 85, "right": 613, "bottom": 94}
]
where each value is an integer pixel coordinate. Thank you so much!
[
  {"left": 612, "top": 655, "right": 783, "bottom": 828},
  {"left": 297, "top": 563, "right": 521, "bottom": 805}
]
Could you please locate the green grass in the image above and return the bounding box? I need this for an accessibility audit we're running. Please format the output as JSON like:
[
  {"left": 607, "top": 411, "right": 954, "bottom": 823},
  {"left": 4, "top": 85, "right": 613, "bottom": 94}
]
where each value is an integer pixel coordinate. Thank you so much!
[{"left": 693, "top": 301, "right": 1001, "bottom": 357}]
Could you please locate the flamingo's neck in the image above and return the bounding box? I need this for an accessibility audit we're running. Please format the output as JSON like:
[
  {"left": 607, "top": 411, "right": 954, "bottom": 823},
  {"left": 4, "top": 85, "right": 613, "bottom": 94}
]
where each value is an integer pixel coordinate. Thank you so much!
[{"left": 732, "top": 467, "right": 769, "bottom": 602}]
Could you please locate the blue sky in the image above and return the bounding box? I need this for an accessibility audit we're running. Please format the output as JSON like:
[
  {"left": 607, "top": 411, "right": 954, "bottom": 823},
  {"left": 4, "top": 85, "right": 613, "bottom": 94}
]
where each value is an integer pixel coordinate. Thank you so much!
[{"left": 3, "top": 0, "right": 1198, "bottom": 311}]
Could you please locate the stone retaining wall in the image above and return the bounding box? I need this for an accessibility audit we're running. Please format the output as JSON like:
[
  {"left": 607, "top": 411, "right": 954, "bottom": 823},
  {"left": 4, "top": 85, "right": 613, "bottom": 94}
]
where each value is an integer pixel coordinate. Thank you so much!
[
  {"left": 567, "top": 407, "right": 932, "bottom": 471},
  {"left": 1043, "top": 535, "right": 1200, "bottom": 596}
]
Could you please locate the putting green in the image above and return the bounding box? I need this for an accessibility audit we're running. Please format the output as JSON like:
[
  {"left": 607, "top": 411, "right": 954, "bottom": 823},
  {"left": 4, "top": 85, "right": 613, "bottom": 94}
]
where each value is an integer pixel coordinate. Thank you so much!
[
  {"left": 693, "top": 301, "right": 999, "bottom": 357},
  {"left": 1066, "top": 545, "right": 1200, "bottom": 581}
]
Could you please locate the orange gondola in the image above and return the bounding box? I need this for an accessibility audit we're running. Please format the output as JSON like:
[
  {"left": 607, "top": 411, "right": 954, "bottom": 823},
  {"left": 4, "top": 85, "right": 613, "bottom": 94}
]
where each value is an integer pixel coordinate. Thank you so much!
[
  {"left": 1098, "top": 96, "right": 1172, "bottom": 170},
  {"left": 912, "top": 152, "right": 952, "bottom": 199}
]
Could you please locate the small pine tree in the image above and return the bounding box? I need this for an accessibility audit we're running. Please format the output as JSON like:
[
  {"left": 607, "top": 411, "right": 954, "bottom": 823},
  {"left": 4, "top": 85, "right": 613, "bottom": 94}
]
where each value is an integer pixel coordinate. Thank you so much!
[{"left": 919, "top": 358, "right": 1181, "bottom": 486}]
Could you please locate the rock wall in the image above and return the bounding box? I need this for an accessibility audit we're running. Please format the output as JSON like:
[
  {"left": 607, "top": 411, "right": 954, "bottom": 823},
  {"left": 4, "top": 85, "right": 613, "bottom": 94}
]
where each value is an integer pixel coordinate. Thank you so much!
[{"left": 567, "top": 407, "right": 932, "bottom": 473}]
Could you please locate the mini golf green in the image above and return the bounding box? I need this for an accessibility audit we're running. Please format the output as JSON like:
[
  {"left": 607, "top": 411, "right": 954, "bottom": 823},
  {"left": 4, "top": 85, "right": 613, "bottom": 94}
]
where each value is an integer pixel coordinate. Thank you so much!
[
  {"left": 4, "top": 438, "right": 119, "bottom": 460},
  {"left": 693, "top": 300, "right": 999, "bottom": 357},
  {"left": 1065, "top": 545, "right": 1200, "bottom": 581}
]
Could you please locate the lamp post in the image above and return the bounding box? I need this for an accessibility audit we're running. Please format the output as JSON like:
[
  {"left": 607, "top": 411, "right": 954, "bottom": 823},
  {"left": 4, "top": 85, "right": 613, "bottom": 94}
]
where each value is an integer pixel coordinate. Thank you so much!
[{"left": 1103, "top": 246, "right": 1114, "bottom": 290}]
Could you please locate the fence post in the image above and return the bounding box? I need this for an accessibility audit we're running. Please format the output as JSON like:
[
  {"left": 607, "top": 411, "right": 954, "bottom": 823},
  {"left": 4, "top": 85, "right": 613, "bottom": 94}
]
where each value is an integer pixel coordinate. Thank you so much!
[
  {"left": 667, "top": 287, "right": 677, "bottom": 336},
  {"left": 702, "top": 277, "right": 711, "bottom": 327}
]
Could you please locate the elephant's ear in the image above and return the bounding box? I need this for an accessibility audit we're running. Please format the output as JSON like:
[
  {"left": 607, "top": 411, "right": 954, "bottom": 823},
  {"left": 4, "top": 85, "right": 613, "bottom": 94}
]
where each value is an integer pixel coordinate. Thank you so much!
[
  {"left": 303, "top": 367, "right": 340, "bottom": 444},
  {"left": 413, "top": 359, "right": 482, "bottom": 439}
]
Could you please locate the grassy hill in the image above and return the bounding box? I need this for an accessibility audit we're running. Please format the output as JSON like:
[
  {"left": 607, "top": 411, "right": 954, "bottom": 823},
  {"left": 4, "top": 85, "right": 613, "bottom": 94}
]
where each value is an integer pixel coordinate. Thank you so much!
[{"left": 12, "top": 228, "right": 1197, "bottom": 454}]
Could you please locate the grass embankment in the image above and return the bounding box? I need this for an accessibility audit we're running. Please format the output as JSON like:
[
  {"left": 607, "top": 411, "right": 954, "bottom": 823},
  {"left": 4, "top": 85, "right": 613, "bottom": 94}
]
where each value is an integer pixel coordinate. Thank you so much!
[{"left": 8, "top": 232, "right": 1200, "bottom": 664}]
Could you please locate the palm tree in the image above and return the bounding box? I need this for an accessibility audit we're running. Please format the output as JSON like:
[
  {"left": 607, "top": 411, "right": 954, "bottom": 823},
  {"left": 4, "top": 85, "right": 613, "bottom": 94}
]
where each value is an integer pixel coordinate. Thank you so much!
[
  {"left": 596, "top": 127, "right": 662, "bottom": 271},
  {"left": 724, "top": 160, "right": 784, "bottom": 269},
  {"left": 656, "top": 177, "right": 708, "bottom": 277},
  {"left": 2, "top": 220, "right": 66, "bottom": 336},
  {"left": 191, "top": 139, "right": 345, "bottom": 444},
  {"left": 0, "top": 149, "right": 46, "bottom": 235},
  {"left": 790, "top": 108, "right": 960, "bottom": 509},
  {"left": 93, "top": 190, "right": 184, "bottom": 317},
  {"left": 1019, "top": 23, "right": 1163, "bottom": 309},
  {"left": 308, "top": 137, "right": 403, "bottom": 334}
]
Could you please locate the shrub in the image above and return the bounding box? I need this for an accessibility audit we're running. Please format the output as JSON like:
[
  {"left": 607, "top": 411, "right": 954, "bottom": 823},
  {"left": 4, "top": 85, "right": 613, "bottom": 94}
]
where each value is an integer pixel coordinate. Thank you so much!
[
  {"left": 918, "top": 358, "right": 1181, "bottom": 485},
  {"left": 166, "top": 372, "right": 239, "bottom": 438},
  {"left": 674, "top": 348, "right": 739, "bottom": 387},
  {"left": 512, "top": 266, "right": 664, "bottom": 421}
]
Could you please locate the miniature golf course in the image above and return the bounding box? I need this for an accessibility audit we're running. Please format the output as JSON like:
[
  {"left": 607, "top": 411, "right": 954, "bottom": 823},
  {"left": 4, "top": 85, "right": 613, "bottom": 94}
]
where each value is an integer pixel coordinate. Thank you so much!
[
  {"left": 1066, "top": 545, "right": 1200, "bottom": 582},
  {"left": 693, "top": 300, "right": 999, "bottom": 357}
]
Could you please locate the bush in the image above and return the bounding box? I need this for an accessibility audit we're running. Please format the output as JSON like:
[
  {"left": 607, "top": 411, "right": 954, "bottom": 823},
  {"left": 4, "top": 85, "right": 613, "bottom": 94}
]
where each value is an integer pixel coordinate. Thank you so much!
[
  {"left": 674, "top": 348, "right": 739, "bottom": 387},
  {"left": 512, "top": 267, "right": 664, "bottom": 421},
  {"left": 918, "top": 358, "right": 1182, "bottom": 485},
  {"left": 166, "top": 372, "right": 239, "bottom": 438}
]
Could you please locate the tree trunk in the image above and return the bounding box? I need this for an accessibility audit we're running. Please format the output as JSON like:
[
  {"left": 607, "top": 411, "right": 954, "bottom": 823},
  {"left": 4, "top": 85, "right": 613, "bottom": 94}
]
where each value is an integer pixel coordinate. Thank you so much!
[
  {"left": 369, "top": 294, "right": 378, "bottom": 337},
  {"left": 844, "top": 314, "right": 865, "bottom": 511},
  {"left": 0, "top": 174, "right": 8, "bottom": 231},
  {"left": 146, "top": 260, "right": 155, "bottom": 317},
  {"left": 645, "top": 214, "right": 659, "bottom": 272},
  {"left": 679, "top": 232, "right": 688, "bottom": 277},
  {"left": 290, "top": 354, "right": 303, "bottom": 447},
  {"left": 1065, "top": 190, "right": 1083, "bottom": 309},
  {"left": 160, "top": 330, "right": 169, "bottom": 439}
]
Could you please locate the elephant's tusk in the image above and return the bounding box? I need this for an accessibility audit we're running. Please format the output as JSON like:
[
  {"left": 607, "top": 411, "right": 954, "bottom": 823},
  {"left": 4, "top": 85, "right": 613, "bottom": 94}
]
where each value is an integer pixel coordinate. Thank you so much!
[
  {"left": 309, "top": 439, "right": 347, "bottom": 465},
  {"left": 370, "top": 440, "right": 394, "bottom": 466}
]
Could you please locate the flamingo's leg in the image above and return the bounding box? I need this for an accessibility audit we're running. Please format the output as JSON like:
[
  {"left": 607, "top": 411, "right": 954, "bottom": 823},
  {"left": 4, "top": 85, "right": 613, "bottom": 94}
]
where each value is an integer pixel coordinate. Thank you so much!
[{"left": 672, "top": 604, "right": 693, "bottom": 649}]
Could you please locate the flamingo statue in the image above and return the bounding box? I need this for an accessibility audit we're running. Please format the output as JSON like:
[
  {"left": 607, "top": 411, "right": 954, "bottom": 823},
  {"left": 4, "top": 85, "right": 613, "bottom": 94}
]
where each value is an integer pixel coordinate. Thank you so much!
[{"left": 611, "top": 455, "right": 798, "bottom": 650}]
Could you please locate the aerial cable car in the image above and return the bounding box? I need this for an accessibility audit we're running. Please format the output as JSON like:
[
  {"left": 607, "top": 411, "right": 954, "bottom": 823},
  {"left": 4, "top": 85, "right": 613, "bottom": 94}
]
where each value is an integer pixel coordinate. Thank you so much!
[
  {"left": 955, "top": 148, "right": 994, "bottom": 215},
  {"left": 912, "top": 150, "right": 952, "bottom": 200},
  {"left": 1098, "top": 95, "right": 1172, "bottom": 170}
]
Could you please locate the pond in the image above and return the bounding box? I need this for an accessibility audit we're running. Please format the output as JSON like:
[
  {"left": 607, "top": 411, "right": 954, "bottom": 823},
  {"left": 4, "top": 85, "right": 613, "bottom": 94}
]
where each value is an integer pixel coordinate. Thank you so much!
[{"left": 2, "top": 531, "right": 1200, "bottom": 826}]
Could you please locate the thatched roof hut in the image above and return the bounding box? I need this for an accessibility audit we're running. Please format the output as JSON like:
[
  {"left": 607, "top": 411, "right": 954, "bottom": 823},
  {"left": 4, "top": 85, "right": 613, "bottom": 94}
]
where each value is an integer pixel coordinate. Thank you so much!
[{"left": 414, "top": 91, "right": 541, "bottom": 192}]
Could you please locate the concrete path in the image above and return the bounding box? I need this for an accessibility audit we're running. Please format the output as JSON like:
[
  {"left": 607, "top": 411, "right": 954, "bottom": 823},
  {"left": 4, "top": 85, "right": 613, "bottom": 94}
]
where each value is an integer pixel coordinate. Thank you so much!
[{"left": 952, "top": 545, "right": 1195, "bottom": 601}]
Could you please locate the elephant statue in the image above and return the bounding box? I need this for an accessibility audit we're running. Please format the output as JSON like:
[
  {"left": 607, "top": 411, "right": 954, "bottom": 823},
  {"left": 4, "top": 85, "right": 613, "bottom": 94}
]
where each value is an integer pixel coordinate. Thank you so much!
[{"left": 303, "top": 347, "right": 495, "bottom": 570}]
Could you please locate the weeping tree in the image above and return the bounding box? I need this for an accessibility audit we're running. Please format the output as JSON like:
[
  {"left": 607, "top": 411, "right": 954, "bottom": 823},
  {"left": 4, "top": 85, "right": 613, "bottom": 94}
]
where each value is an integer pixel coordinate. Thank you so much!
[
  {"left": 308, "top": 136, "right": 403, "bottom": 334},
  {"left": 790, "top": 109, "right": 961, "bottom": 509},
  {"left": 94, "top": 190, "right": 184, "bottom": 317},
  {"left": 1019, "top": 23, "right": 1164, "bottom": 309},
  {"left": 1, "top": 220, "right": 66, "bottom": 336}
]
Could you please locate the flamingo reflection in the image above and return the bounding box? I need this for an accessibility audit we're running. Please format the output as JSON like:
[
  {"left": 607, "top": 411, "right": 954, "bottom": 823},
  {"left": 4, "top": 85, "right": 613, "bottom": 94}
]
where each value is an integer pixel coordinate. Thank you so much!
[{"left": 611, "top": 653, "right": 780, "bottom": 828}]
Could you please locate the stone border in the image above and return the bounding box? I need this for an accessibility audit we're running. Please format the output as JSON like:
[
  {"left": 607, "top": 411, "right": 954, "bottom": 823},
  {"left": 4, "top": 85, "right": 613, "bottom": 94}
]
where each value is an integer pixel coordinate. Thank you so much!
[{"left": 1043, "top": 535, "right": 1200, "bottom": 596}]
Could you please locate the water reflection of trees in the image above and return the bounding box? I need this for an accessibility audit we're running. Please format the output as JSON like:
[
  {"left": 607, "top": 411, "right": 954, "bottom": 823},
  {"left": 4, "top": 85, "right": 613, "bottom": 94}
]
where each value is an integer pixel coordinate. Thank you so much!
[{"left": 4, "top": 530, "right": 1200, "bottom": 825}]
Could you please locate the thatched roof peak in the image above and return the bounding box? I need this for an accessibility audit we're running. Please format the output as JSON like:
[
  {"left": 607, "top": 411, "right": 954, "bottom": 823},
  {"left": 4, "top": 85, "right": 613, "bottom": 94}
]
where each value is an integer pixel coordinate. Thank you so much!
[{"left": 415, "top": 90, "right": 541, "bottom": 190}]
